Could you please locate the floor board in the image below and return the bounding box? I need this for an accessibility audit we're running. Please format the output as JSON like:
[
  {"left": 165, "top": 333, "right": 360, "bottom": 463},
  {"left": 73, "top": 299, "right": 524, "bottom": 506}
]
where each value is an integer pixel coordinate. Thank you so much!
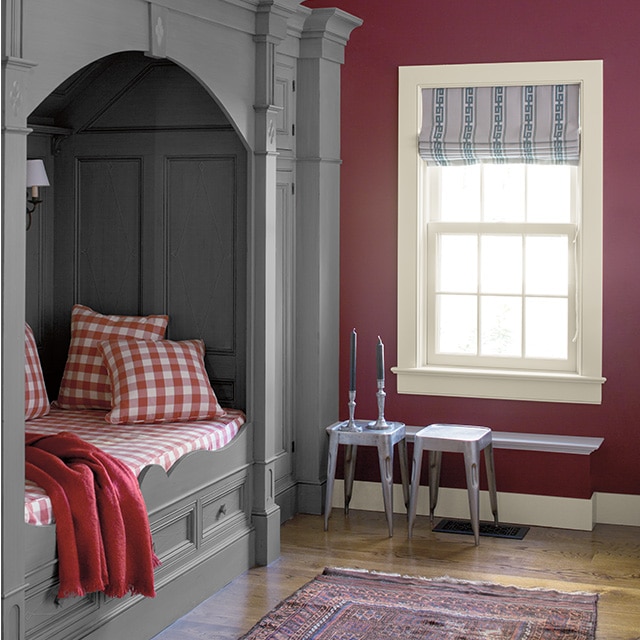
[{"left": 152, "top": 510, "right": 640, "bottom": 639}]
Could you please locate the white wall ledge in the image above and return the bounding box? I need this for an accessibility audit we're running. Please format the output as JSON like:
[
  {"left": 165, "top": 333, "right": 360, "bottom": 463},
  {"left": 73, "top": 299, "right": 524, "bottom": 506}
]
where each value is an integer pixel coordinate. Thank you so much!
[
  {"left": 405, "top": 425, "right": 603, "bottom": 455},
  {"left": 393, "top": 367, "right": 605, "bottom": 405}
]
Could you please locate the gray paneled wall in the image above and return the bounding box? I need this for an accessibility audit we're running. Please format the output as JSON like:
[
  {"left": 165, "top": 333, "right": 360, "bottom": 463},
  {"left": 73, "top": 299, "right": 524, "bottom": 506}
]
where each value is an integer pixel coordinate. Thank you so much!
[{"left": 76, "top": 158, "right": 142, "bottom": 312}]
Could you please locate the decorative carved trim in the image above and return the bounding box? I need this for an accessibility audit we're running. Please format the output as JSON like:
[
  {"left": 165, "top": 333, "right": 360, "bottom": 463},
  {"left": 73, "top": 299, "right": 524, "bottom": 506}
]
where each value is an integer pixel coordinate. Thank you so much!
[
  {"left": 300, "top": 8, "right": 363, "bottom": 63},
  {"left": 8, "top": 79, "right": 23, "bottom": 117},
  {"left": 28, "top": 125, "right": 73, "bottom": 156},
  {"left": 148, "top": 4, "right": 168, "bottom": 59},
  {"left": 3, "top": 57, "right": 36, "bottom": 126},
  {"left": 253, "top": 104, "right": 281, "bottom": 155},
  {"left": 51, "top": 135, "right": 66, "bottom": 156}
]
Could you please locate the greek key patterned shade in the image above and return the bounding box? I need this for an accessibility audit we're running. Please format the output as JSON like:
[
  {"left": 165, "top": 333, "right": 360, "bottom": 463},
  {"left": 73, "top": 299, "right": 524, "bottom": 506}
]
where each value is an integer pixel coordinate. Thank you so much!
[{"left": 419, "top": 84, "right": 580, "bottom": 165}]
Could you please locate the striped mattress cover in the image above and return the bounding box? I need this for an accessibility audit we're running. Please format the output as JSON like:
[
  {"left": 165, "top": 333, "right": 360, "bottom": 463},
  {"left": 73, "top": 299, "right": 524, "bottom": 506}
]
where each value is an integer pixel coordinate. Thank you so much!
[{"left": 25, "top": 406, "right": 247, "bottom": 526}]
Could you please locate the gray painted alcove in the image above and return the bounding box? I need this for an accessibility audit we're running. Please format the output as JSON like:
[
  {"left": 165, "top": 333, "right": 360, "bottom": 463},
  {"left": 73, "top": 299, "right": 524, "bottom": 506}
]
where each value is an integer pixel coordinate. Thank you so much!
[
  {"left": 1, "top": 2, "right": 362, "bottom": 638},
  {"left": 27, "top": 52, "right": 249, "bottom": 411}
]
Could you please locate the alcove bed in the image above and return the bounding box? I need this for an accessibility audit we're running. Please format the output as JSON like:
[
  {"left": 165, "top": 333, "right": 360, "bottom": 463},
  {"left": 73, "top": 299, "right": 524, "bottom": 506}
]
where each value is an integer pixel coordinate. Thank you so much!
[
  {"left": 2, "top": 2, "right": 361, "bottom": 640},
  {"left": 22, "top": 50, "right": 254, "bottom": 640}
]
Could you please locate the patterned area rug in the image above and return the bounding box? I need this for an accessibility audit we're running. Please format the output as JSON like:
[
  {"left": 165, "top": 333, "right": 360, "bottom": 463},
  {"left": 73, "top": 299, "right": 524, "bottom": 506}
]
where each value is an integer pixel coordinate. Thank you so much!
[{"left": 239, "top": 567, "right": 598, "bottom": 639}]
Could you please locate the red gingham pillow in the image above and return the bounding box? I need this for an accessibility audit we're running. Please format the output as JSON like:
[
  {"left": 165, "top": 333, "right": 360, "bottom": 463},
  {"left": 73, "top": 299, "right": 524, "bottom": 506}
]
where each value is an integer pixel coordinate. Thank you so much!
[
  {"left": 56, "top": 305, "right": 169, "bottom": 410},
  {"left": 25, "top": 323, "right": 50, "bottom": 420},
  {"left": 98, "top": 338, "right": 225, "bottom": 424}
]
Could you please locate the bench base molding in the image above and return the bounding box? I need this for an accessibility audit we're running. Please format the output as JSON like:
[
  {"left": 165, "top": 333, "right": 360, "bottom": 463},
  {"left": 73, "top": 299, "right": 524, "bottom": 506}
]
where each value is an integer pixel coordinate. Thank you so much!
[{"left": 329, "top": 480, "right": 640, "bottom": 531}]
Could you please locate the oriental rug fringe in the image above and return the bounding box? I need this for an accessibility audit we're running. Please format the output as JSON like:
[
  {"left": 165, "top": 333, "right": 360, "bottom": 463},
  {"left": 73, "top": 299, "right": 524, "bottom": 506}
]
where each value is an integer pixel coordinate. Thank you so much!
[{"left": 239, "top": 567, "right": 598, "bottom": 639}]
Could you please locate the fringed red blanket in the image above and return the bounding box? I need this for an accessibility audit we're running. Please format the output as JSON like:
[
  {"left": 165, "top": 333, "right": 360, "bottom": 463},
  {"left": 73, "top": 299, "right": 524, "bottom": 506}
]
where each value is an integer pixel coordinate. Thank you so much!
[{"left": 25, "top": 431, "right": 160, "bottom": 599}]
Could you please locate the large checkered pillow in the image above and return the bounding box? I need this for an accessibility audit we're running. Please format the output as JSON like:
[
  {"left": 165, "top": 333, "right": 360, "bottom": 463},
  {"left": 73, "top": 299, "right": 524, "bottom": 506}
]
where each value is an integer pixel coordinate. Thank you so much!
[
  {"left": 25, "top": 323, "right": 50, "bottom": 420},
  {"left": 56, "top": 305, "right": 169, "bottom": 410},
  {"left": 98, "top": 338, "right": 225, "bottom": 424}
]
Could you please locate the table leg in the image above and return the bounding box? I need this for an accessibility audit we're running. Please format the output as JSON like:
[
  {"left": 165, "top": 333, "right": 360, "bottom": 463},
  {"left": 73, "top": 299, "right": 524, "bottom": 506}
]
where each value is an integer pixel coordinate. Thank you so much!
[
  {"left": 398, "top": 437, "right": 410, "bottom": 511},
  {"left": 408, "top": 438, "right": 424, "bottom": 539},
  {"left": 428, "top": 450, "right": 442, "bottom": 524},
  {"left": 485, "top": 443, "right": 499, "bottom": 525},
  {"left": 463, "top": 445, "right": 481, "bottom": 546},
  {"left": 377, "top": 439, "right": 394, "bottom": 537},
  {"left": 344, "top": 444, "right": 358, "bottom": 515},
  {"left": 324, "top": 432, "right": 339, "bottom": 531}
]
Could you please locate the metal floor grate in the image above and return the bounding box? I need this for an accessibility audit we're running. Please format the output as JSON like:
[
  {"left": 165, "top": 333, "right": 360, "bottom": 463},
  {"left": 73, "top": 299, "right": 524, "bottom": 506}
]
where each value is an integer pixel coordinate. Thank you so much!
[{"left": 433, "top": 519, "right": 529, "bottom": 540}]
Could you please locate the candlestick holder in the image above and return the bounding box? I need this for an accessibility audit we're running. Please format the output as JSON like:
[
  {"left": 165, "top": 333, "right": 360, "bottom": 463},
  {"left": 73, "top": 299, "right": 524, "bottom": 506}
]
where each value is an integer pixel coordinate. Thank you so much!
[
  {"left": 339, "top": 390, "right": 363, "bottom": 431},
  {"left": 368, "top": 380, "right": 391, "bottom": 430}
]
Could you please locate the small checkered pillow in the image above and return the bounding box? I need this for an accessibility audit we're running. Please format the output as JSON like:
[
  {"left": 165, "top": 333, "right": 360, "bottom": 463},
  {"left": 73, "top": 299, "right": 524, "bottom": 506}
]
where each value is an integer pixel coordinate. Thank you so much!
[
  {"left": 56, "top": 305, "right": 169, "bottom": 410},
  {"left": 98, "top": 338, "right": 225, "bottom": 424},
  {"left": 25, "top": 323, "right": 50, "bottom": 420}
]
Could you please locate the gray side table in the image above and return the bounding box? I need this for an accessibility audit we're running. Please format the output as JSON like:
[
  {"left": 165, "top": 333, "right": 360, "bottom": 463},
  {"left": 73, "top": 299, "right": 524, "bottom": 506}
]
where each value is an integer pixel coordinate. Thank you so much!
[
  {"left": 324, "top": 420, "right": 409, "bottom": 536},
  {"left": 408, "top": 423, "right": 499, "bottom": 545}
]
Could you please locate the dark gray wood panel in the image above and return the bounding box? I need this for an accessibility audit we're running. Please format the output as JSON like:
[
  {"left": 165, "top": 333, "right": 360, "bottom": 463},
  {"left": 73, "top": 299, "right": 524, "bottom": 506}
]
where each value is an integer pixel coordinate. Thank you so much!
[
  {"left": 77, "top": 158, "right": 142, "bottom": 314},
  {"left": 166, "top": 153, "right": 242, "bottom": 406},
  {"left": 166, "top": 155, "right": 236, "bottom": 349},
  {"left": 25, "top": 134, "right": 56, "bottom": 397}
]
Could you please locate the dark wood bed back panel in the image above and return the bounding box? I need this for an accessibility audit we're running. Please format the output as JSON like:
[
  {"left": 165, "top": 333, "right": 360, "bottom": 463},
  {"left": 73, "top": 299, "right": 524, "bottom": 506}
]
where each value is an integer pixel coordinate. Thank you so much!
[{"left": 26, "top": 53, "right": 247, "bottom": 410}]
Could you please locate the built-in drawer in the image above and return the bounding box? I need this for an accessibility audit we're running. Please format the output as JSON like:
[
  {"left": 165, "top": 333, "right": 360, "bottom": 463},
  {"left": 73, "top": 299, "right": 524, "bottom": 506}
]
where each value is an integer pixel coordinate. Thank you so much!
[{"left": 201, "top": 471, "right": 248, "bottom": 544}]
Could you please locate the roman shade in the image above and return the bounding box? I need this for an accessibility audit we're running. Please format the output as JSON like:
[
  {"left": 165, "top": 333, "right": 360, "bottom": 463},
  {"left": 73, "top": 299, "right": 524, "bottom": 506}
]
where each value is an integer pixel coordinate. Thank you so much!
[{"left": 419, "top": 84, "right": 580, "bottom": 165}]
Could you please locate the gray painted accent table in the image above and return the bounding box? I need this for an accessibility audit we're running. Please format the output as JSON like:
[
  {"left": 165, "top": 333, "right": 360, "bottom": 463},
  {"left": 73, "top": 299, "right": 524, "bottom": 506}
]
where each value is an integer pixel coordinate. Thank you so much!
[{"left": 324, "top": 421, "right": 409, "bottom": 536}]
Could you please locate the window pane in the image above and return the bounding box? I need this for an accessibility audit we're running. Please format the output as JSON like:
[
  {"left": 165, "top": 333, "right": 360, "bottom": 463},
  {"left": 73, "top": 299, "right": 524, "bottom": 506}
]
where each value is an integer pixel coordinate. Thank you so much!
[
  {"left": 436, "top": 294, "right": 477, "bottom": 354},
  {"left": 480, "top": 235, "right": 522, "bottom": 294},
  {"left": 483, "top": 164, "right": 525, "bottom": 222},
  {"left": 439, "top": 165, "right": 481, "bottom": 221},
  {"left": 480, "top": 296, "right": 522, "bottom": 356},
  {"left": 438, "top": 234, "right": 477, "bottom": 293},
  {"left": 527, "top": 165, "right": 572, "bottom": 222},
  {"left": 525, "top": 236, "right": 568, "bottom": 296},
  {"left": 525, "top": 298, "right": 568, "bottom": 359}
]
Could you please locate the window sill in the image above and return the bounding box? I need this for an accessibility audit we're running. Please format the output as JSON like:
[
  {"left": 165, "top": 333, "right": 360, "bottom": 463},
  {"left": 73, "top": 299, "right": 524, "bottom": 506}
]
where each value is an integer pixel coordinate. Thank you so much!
[{"left": 392, "top": 366, "right": 605, "bottom": 404}]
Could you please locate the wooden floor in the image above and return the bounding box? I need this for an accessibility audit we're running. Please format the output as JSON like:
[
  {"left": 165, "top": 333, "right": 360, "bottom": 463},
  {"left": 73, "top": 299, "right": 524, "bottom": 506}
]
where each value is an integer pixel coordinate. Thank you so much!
[{"left": 153, "top": 510, "right": 640, "bottom": 639}]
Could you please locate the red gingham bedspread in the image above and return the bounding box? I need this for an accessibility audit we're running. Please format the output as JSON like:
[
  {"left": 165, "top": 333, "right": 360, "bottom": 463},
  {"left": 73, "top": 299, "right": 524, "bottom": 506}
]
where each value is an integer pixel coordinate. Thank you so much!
[{"left": 25, "top": 406, "right": 246, "bottom": 526}]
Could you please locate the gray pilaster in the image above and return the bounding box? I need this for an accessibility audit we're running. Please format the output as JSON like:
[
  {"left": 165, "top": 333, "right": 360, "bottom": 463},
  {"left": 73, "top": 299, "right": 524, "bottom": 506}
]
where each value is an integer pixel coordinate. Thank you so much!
[
  {"left": 2, "top": 52, "right": 33, "bottom": 640},
  {"left": 250, "top": 0, "right": 300, "bottom": 565},
  {"left": 294, "top": 8, "right": 362, "bottom": 514}
]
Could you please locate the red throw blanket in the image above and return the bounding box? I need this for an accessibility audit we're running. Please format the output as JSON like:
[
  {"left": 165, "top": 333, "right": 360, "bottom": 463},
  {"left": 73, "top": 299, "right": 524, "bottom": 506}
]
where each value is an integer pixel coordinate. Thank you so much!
[{"left": 25, "top": 431, "right": 160, "bottom": 599}]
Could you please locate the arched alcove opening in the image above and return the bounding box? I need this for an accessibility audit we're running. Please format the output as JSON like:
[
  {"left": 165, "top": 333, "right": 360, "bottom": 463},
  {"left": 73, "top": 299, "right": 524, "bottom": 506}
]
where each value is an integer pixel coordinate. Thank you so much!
[{"left": 26, "top": 51, "right": 247, "bottom": 410}]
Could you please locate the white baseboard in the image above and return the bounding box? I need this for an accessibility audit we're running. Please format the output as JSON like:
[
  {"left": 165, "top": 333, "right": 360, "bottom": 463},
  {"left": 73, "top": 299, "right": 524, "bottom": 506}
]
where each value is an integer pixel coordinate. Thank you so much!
[
  {"left": 329, "top": 480, "right": 640, "bottom": 531},
  {"left": 594, "top": 492, "right": 640, "bottom": 526}
]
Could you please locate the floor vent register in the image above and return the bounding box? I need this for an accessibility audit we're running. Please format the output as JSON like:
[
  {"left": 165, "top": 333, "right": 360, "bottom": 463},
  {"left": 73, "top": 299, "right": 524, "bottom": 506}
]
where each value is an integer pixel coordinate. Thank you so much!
[{"left": 433, "top": 519, "right": 529, "bottom": 540}]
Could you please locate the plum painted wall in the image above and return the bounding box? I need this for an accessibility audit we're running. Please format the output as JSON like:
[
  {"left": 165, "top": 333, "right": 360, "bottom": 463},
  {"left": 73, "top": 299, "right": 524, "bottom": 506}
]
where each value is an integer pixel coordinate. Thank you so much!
[{"left": 304, "top": 0, "right": 640, "bottom": 498}]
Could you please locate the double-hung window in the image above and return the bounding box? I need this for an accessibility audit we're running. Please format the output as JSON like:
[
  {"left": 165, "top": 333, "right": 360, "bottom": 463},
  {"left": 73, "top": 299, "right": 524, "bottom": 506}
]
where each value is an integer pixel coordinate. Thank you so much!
[{"left": 395, "top": 61, "right": 604, "bottom": 403}]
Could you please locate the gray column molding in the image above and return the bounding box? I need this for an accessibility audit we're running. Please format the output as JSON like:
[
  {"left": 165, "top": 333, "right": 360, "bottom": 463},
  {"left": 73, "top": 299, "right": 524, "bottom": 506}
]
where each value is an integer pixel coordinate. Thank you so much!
[
  {"left": 294, "top": 8, "right": 362, "bottom": 515},
  {"left": 4, "top": 0, "right": 25, "bottom": 58},
  {"left": 2, "top": 53, "right": 35, "bottom": 640},
  {"left": 250, "top": 0, "right": 301, "bottom": 565}
]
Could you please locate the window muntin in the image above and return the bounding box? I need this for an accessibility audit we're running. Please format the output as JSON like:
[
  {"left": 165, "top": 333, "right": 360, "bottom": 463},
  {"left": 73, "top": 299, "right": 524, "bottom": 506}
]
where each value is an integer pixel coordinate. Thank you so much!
[{"left": 425, "top": 163, "right": 577, "bottom": 371}]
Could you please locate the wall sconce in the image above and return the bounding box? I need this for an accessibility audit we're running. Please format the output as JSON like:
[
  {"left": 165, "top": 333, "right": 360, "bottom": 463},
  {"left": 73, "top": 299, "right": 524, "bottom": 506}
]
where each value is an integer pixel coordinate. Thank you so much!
[{"left": 26, "top": 159, "right": 50, "bottom": 230}]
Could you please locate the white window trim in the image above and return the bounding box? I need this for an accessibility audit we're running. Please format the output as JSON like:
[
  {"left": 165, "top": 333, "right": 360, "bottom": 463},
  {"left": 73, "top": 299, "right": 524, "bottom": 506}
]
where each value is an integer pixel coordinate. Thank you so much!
[{"left": 394, "top": 60, "right": 605, "bottom": 404}]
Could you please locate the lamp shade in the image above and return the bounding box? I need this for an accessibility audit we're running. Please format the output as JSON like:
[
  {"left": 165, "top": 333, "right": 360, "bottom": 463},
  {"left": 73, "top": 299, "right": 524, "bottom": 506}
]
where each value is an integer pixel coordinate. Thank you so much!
[{"left": 26, "top": 159, "right": 50, "bottom": 187}]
